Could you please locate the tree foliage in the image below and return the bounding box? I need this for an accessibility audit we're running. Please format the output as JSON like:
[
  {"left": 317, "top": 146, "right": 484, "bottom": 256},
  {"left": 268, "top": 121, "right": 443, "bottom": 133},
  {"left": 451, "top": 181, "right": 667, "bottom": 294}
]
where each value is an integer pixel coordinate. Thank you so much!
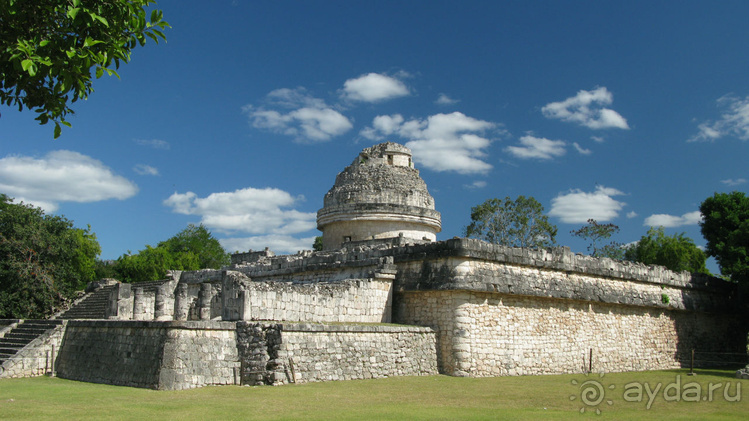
[
  {"left": 114, "top": 224, "right": 228, "bottom": 283},
  {"left": 624, "top": 226, "right": 708, "bottom": 274},
  {"left": 464, "top": 196, "right": 557, "bottom": 248},
  {"left": 313, "top": 236, "right": 323, "bottom": 251},
  {"left": 115, "top": 245, "right": 199, "bottom": 283},
  {"left": 157, "top": 224, "right": 229, "bottom": 269},
  {"left": 0, "top": 0, "right": 169, "bottom": 138},
  {"left": 700, "top": 191, "right": 749, "bottom": 282},
  {"left": 0, "top": 194, "right": 100, "bottom": 318},
  {"left": 571, "top": 218, "right": 624, "bottom": 259}
]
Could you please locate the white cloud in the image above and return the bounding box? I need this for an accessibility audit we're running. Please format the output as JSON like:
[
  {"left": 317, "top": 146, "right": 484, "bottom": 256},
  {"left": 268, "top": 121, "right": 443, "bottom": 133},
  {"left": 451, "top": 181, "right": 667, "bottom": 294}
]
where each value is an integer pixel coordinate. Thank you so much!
[
  {"left": 573, "top": 142, "right": 592, "bottom": 155},
  {"left": 436, "top": 93, "right": 458, "bottom": 105},
  {"left": 133, "top": 164, "right": 159, "bottom": 176},
  {"left": 505, "top": 135, "right": 566, "bottom": 160},
  {"left": 340, "top": 73, "right": 410, "bottom": 102},
  {"left": 542, "top": 87, "right": 629, "bottom": 130},
  {"left": 644, "top": 211, "right": 702, "bottom": 228},
  {"left": 163, "top": 187, "right": 316, "bottom": 235},
  {"left": 220, "top": 235, "right": 318, "bottom": 255},
  {"left": 464, "top": 180, "right": 487, "bottom": 189},
  {"left": 591, "top": 136, "right": 605, "bottom": 143},
  {"left": 689, "top": 95, "right": 749, "bottom": 142},
  {"left": 266, "top": 87, "right": 326, "bottom": 109},
  {"left": 549, "top": 186, "right": 627, "bottom": 223},
  {"left": 244, "top": 88, "right": 353, "bottom": 143},
  {"left": 0, "top": 150, "right": 138, "bottom": 212},
  {"left": 361, "top": 112, "right": 498, "bottom": 174},
  {"left": 627, "top": 211, "right": 638, "bottom": 219},
  {"left": 721, "top": 178, "right": 747, "bottom": 186},
  {"left": 134, "top": 138, "right": 170, "bottom": 150}
]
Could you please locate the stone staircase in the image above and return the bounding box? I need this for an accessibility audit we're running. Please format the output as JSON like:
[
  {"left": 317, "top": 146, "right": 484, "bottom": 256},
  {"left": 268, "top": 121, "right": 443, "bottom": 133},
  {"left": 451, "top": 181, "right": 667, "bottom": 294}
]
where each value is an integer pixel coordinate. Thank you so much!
[
  {"left": 57, "top": 284, "right": 116, "bottom": 320},
  {"left": 0, "top": 319, "right": 63, "bottom": 367}
]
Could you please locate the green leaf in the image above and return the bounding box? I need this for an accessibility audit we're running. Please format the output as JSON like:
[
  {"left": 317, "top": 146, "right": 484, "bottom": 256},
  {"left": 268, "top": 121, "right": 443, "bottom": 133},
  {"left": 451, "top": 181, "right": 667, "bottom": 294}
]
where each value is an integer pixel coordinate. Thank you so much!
[
  {"left": 95, "top": 66, "right": 103, "bottom": 78},
  {"left": 39, "top": 40, "right": 50, "bottom": 47},
  {"left": 22, "top": 60, "right": 37, "bottom": 77},
  {"left": 94, "top": 15, "right": 109, "bottom": 27},
  {"left": 54, "top": 123, "right": 61, "bottom": 139},
  {"left": 67, "top": 7, "right": 80, "bottom": 20},
  {"left": 105, "top": 68, "right": 120, "bottom": 79}
]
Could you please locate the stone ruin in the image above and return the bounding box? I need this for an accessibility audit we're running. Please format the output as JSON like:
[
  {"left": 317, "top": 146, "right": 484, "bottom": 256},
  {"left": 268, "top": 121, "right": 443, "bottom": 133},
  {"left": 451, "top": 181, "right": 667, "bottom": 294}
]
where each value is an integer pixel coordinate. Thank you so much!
[{"left": 1, "top": 141, "right": 745, "bottom": 389}]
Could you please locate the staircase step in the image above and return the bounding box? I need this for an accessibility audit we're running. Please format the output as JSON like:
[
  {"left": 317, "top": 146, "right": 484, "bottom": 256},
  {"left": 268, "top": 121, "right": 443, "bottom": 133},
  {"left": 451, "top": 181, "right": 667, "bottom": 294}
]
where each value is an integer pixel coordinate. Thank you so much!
[
  {"left": 8, "top": 328, "right": 49, "bottom": 336},
  {"left": 0, "top": 338, "right": 33, "bottom": 346},
  {"left": 57, "top": 285, "right": 116, "bottom": 319},
  {"left": 5, "top": 333, "right": 40, "bottom": 341}
]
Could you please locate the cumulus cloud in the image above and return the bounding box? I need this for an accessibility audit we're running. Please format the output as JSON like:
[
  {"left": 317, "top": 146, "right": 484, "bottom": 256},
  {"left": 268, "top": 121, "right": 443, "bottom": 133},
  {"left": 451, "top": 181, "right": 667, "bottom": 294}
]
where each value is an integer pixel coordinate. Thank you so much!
[
  {"left": 542, "top": 87, "right": 629, "bottom": 130},
  {"left": 163, "top": 187, "right": 316, "bottom": 236},
  {"left": 133, "top": 164, "right": 159, "bottom": 176},
  {"left": 0, "top": 150, "right": 138, "bottom": 212},
  {"left": 644, "top": 211, "right": 702, "bottom": 228},
  {"left": 505, "top": 135, "right": 566, "bottom": 160},
  {"left": 435, "top": 93, "right": 458, "bottom": 105},
  {"left": 220, "top": 235, "right": 318, "bottom": 255},
  {"left": 721, "top": 178, "right": 747, "bottom": 186},
  {"left": 627, "top": 211, "right": 639, "bottom": 219},
  {"left": 134, "top": 138, "right": 170, "bottom": 150},
  {"left": 549, "top": 186, "right": 627, "bottom": 223},
  {"left": 689, "top": 95, "right": 749, "bottom": 142},
  {"left": 244, "top": 88, "right": 353, "bottom": 143},
  {"left": 360, "top": 112, "right": 498, "bottom": 174},
  {"left": 340, "top": 73, "right": 410, "bottom": 102}
]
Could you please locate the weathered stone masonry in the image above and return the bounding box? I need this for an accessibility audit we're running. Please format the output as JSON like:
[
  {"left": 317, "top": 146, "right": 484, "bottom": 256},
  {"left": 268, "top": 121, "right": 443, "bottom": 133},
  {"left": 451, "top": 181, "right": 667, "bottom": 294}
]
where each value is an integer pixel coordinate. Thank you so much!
[
  {"left": 236, "top": 322, "right": 437, "bottom": 385},
  {"left": 53, "top": 320, "right": 437, "bottom": 390},
  {"left": 390, "top": 238, "right": 743, "bottom": 377},
  {"left": 55, "top": 321, "right": 239, "bottom": 390}
]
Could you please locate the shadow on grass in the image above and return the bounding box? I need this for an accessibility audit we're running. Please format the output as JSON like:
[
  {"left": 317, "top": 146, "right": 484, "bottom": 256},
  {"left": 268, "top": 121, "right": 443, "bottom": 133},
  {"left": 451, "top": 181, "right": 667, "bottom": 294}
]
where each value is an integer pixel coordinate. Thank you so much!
[{"left": 692, "top": 368, "right": 744, "bottom": 379}]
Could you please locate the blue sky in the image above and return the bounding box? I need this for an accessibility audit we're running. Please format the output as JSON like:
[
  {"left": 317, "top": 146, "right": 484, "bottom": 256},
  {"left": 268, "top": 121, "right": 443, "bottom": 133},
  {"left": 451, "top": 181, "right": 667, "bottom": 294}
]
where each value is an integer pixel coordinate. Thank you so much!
[{"left": 2, "top": 1, "right": 748, "bottom": 274}]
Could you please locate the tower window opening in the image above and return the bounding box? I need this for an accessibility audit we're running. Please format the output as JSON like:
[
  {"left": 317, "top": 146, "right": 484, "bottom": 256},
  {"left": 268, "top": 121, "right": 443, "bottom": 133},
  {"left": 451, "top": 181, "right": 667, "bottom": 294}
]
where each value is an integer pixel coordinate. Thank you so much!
[{"left": 387, "top": 155, "right": 393, "bottom": 165}]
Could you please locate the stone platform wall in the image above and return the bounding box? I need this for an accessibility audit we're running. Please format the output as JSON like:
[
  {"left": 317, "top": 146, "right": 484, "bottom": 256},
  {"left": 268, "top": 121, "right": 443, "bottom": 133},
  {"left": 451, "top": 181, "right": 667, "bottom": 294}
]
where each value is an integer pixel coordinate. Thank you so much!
[
  {"left": 55, "top": 321, "right": 239, "bottom": 390},
  {"left": 52, "top": 320, "right": 436, "bottom": 389},
  {"left": 396, "top": 290, "right": 743, "bottom": 377},
  {"left": 236, "top": 322, "right": 437, "bottom": 385}
]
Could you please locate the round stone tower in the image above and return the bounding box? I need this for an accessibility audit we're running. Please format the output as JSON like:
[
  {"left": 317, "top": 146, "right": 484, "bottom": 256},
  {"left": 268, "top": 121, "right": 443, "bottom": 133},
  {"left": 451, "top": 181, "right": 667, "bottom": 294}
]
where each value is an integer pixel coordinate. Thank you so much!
[{"left": 316, "top": 142, "right": 441, "bottom": 250}]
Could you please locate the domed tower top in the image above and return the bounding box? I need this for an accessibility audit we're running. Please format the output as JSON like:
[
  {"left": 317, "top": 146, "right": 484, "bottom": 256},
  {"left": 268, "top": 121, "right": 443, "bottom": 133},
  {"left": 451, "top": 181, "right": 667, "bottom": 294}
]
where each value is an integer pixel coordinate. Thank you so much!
[{"left": 316, "top": 142, "right": 441, "bottom": 250}]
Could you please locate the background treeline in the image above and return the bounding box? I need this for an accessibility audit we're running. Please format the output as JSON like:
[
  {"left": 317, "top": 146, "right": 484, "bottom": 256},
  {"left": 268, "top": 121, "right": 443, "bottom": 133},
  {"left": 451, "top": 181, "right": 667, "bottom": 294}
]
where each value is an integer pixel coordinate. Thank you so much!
[{"left": 0, "top": 194, "right": 228, "bottom": 318}]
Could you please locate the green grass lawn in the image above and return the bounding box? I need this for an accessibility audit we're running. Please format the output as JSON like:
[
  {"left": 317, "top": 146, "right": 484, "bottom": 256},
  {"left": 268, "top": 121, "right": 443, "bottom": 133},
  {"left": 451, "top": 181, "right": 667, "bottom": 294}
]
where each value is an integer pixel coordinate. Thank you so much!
[{"left": 0, "top": 369, "right": 746, "bottom": 420}]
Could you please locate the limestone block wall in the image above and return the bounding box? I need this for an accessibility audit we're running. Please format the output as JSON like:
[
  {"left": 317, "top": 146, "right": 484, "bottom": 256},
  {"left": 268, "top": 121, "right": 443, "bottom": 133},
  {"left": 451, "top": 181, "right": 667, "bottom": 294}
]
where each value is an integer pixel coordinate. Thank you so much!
[
  {"left": 0, "top": 321, "right": 66, "bottom": 379},
  {"left": 222, "top": 271, "right": 393, "bottom": 323},
  {"left": 236, "top": 322, "right": 437, "bottom": 385},
  {"left": 396, "top": 290, "right": 743, "bottom": 377},
  {"left": 55, "top": 321, "right": 239, "bottom": 390}
]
